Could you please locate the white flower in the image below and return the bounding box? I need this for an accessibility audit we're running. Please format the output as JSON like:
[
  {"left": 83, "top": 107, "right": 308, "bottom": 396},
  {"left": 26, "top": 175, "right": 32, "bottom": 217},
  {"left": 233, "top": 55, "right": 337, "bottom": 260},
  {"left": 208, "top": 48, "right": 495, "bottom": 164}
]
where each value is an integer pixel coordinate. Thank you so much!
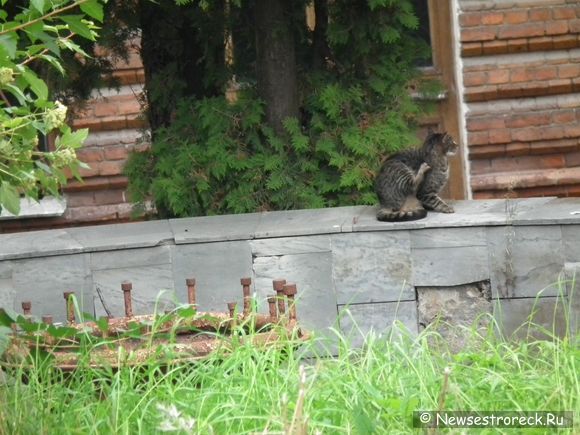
[
  {"left": 44, "top": 101, "right": 68, "bottom": 131},
  {"left": 0, "top": 67, "right": 14, "bottom": 86}
]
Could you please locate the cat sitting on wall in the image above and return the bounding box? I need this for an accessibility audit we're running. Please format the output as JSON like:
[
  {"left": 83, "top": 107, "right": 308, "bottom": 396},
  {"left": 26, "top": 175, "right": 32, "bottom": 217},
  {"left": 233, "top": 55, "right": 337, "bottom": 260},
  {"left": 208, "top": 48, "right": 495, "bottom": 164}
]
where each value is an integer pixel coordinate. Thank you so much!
[{"left": 374, "top": 131, "right": 458, "bottom": 222}]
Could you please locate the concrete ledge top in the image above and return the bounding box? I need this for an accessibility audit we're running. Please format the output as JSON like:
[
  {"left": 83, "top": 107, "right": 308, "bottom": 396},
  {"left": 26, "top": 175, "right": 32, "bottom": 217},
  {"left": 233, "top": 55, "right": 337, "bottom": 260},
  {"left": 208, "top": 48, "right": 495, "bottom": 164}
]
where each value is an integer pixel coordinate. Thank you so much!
[{"left": 1, "top": 197, "right": 579, "bottom": 261}]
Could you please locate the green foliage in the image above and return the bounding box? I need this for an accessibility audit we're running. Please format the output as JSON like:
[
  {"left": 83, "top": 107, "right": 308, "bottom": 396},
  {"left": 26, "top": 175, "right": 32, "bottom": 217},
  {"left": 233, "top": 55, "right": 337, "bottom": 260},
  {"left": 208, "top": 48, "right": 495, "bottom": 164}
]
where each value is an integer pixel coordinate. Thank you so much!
[
  {"left": 127, "top": 0, "right": 435, "bottom": 217},
  {"left": 0, "top": 0, "right": 106, "bottom": 215}
]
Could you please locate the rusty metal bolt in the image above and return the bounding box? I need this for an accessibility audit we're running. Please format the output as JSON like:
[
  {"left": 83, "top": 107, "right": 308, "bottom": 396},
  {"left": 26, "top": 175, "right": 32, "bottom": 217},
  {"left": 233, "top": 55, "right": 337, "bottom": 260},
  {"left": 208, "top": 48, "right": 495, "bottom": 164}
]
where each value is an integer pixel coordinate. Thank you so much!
[
  {"left": 41, "top": 315, "right": 53, "bottom": 325},
  {"left": 41, "top": 315, "right": 54, "bottom": 345},
  {"left": 267, "top": 295, "right": 278, "bottom": 320},
  {"left": 241, "top": 277, "right": 252, "bottom": 315},
  {"left": 186, "top": 278, "right": 197, "bottom": 307},
  {"left": 283, "top": 283, "right": 298, "bottom": 320},
  {"left": 63, "top": 292, "right": 75, "bottom": 323},
  {"left": 121, "top": 281, "right": 133, "bottom": 317},
  {"left": 273, "top": 279, "right": 287, "bottom": 315},
  {"left": 21, "top": 301, "right": 31, "bottom": 316},
  {"left": 227, "top": 302, "right": 237, "bottom": 318}
]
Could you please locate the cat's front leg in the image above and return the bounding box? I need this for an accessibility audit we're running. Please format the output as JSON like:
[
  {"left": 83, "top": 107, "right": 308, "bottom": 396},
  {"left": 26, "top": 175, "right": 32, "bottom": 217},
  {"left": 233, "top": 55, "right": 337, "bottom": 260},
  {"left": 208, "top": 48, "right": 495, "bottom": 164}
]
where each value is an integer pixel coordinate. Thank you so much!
[{"left": 419, "top": 193, "right": 454, "bottom": 213}]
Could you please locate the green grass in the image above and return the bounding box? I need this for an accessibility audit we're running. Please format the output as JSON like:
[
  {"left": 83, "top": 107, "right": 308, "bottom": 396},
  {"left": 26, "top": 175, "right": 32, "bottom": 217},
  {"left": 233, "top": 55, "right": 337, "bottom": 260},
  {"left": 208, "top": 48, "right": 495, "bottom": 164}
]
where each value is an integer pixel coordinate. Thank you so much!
[{"left": 0, "top": 313, "right": 578, "bottom": 435}]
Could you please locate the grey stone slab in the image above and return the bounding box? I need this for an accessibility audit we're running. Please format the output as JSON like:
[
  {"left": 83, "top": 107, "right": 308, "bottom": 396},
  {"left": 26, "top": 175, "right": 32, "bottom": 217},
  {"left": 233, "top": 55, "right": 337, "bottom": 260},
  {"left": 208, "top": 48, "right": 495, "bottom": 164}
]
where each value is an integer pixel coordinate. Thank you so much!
[
  {"left": 91, "top": 246, "right": 172, "bottom": 271},
  {"left": 513, "top": 197, "right": 580, "bottom": 225},
  {"left": 337, "top": 301, "right": 417, "bottom": 348},
  {"left": 562, "top": 225, "right": 580, "bottom": 262},
  {"left": 412, "top": 245, "right": 490, "bottom": 287},
  {"left": 250, "top": 235, "right": 330, "bottom": 257},
  {"left": 410, "top": 227, "right": 486, "bottom": 249},
  {"left": 353, "top": 200, "right": 515, "bottom": 233},
  {"left": 0, "top": 196, "right": 66, "bottom": 220},
  {"left": 254, "top": 206, "right": 362, "bottom": 239},
  {"left": 487, "top": 226, "right": 565, "bottom": 298},
  {"left": 0, "top": 229, "right": 83, "bottom": 261},
  {"left": 172, "top": 241, "right": 254, "bottom": 312},
  {"left": 11, "top": 254, "right": 93, "bottom": 322},
  {"left": 93, "top": 264, "right": 175, "bottom": 318},
  {"left": 332, "top": 232, "right": 414, "bottom": 304},
  {"left": 169, "top": 213, "right": 262, "bottom": 244},
  {"left": 67, "top": 220, "right": 173, "bottom": 252},
  {"left": 252, "top": 252, "right": 337, "bottom": 334},
  {"left": 494, "top": 297, "right": 570, "bottom": 340},
  {"left": 352, "top": 206, "right": 430, "bottom": 232}
]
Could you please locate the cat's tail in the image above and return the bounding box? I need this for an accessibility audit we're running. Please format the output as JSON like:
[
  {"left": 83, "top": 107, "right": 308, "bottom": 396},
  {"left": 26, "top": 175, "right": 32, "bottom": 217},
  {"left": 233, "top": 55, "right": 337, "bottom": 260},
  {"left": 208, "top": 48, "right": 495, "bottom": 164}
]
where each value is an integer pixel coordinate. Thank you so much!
[{"left": 376, "top": 207, "right": 427, "bottom": 222}]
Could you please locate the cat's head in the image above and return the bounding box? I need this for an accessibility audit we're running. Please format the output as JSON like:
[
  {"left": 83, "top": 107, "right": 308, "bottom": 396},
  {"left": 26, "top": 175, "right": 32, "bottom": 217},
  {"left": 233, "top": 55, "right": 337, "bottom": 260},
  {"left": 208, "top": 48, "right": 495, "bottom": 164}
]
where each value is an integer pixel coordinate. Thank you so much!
[{"left": 424, "top": 131, "right": 458, "bottom": 156}]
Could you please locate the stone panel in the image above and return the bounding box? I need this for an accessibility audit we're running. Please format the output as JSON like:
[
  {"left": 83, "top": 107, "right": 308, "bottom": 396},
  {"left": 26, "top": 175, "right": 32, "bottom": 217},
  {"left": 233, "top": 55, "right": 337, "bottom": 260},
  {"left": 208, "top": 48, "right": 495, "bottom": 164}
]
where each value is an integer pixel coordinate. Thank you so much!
[
  {"left": 172, "top": 241, "right": 254, "bottom": 312},
  {"left": 562, "top": 225, "right": 580, "bottom": 262},
  {"left": 412, "top": 246, "right": 490, "bottom": 287},
  {"left": 0, "top": 261, "right": 14, "bottom": 314},
  {"left": 11, "top": 254, "right": 93, "bottom": 322},
  {"left": 410, "top": 227, "right": 487, "bottom": 249},
  {"left": 563, "top": 263, "right": 580, "bottom": 334},
  {"left": 252, "top": 252, "right": 337, "bottom": 333},
  {"left": 337, "top": 301, "right": 417, "bottom": 348},
  {"left": 91, "top": 246, "right": 172, "bottom": 271},
  {"left": 494, "top": 297, "right": 570, "bottom": 340},
  {"left": 250, "top": 235, "right": 330, "bottom": 257},
  {"left": 487, "top": 226, "right": 564, "bottom": 298},
  {"left": 513, "top": 198, "right": 580, "bottom": 225},
  {"left": 332, "top": 232, "right": 414, "bottom": 304}
]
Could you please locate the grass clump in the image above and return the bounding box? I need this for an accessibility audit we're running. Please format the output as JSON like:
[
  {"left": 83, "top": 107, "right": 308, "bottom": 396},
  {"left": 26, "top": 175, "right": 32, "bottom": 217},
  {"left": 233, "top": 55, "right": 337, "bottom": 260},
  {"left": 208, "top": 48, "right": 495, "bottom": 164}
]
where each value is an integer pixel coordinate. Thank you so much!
[{"left": 0, "top": 318, "right": 578, "bottom": 434}]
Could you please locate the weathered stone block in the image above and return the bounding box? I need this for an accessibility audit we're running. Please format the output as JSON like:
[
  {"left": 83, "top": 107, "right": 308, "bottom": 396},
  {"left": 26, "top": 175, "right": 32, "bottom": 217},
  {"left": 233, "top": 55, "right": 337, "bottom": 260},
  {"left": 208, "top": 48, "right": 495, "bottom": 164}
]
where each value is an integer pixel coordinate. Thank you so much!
[
  {"left": 513, "top": 197, "right": 580, "bottom": 225},
  {"left": 417, "top": 281, "right": 492, "bottom": 351},
  {"left": 563, "top": 263, "right": 580, "bottom": 334},
  {"left": 252, "top": 252, "right": 337, "bottom": 334},
  {"left": 250, "top": 235, "right": 330, "bottom": 257},
  {"left": 172, "top": 241, "right": 253, "bottom": 312},
  {"left": 494, "top": 297, "right": 570, "bottom": 340},
  {"left": 487, "top": 226, "right": 565, "bottom": 298},
  {"left": 11, "top": 254, "right": 93, "bottom": 322},
  {"left": 410, "top": 227, "right": 486, "bottom": 249},
  {"left": 332, "top": 232, "right": 414, "bottom": 304},
  {"left": 337, "top": 301, "right": 417, "bottom": 348}
]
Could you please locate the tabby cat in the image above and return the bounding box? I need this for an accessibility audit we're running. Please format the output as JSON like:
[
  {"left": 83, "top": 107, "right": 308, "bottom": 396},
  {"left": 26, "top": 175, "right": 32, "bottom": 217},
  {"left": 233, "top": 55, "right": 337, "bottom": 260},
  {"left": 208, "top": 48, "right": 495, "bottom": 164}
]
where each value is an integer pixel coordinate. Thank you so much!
[{"left": 374, "top": 131, "right": 458, "bottom": 222}]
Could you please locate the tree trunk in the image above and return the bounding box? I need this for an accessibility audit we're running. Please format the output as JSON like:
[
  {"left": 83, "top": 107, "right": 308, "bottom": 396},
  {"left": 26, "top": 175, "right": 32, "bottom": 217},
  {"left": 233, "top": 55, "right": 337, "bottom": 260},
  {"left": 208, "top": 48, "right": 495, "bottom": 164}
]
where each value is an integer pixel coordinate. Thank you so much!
[
  {"left": 312, "top": 0, "right": 331, "bottom": 70},
  {"left": 254, "top": 0, "right": 300, "bottom": 136}
]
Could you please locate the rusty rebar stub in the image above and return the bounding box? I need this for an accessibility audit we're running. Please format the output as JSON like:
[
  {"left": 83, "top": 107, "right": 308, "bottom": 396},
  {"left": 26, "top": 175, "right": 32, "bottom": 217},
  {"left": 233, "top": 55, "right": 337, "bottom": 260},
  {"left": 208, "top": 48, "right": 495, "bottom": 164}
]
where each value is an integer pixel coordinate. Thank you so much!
[
  {"left": 21, "top": 301, "right": 31, "bottom": 315},
  {"left": 283, "top": 283, "right": 297, "bottom": 296},
  {"left": 41, "top": 315, "right": 53, "bottom": 325},
  {"left": 63, "top": 292, "right": 75, "bottom": 323},
  {"left": 186, "top": 278, "right": 197, "bottom": 306},
  {"left": 272, "top": 279, "right": 286, "bottom": 292},
  {"left": 283, "top": 283, "right": 298, "bottom": 320},
  {"left": 121, "top": 281, "right": 133, "bottom": 317},
  {"left": 267, "top": 296, "right": 278, "bottom": 320},
  {"left": 241, "top": 277, "right": 252, "bottom": 315},
  {"left": 227, "top": 302, "right": 237, "bottom": 318}
]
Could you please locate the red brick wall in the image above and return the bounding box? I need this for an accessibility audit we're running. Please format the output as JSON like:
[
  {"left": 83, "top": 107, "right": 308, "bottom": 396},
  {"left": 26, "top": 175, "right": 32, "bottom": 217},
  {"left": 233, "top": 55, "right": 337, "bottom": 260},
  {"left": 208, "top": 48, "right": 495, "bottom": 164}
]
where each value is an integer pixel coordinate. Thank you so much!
[{"left": 459, "top": 0, "right": 580, "bottom": 198}]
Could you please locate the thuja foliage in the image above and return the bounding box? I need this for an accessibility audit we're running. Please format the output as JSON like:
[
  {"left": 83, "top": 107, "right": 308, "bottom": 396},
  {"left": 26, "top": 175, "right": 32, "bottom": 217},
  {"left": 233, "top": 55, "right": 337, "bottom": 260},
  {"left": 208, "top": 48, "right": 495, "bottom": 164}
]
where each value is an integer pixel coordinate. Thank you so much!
[{"left": 126, "top": 0, "right": 436, "bottom": 217}]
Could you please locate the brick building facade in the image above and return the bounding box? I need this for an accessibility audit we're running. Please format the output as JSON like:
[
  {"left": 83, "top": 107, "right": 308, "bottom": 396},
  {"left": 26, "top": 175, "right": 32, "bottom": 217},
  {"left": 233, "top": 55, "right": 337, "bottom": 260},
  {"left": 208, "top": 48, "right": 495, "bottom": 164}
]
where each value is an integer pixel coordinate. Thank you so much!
[{"left": 1, "top": 0, "right": 579, "bottom": 232}]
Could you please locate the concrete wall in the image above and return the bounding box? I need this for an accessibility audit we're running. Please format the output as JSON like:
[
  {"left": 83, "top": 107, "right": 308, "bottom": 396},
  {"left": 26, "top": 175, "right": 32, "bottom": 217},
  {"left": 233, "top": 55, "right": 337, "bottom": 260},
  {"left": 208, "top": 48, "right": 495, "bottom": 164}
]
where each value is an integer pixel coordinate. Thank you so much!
[{"left": 0, "top": 198, "right": 578, "bottom": 344}]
